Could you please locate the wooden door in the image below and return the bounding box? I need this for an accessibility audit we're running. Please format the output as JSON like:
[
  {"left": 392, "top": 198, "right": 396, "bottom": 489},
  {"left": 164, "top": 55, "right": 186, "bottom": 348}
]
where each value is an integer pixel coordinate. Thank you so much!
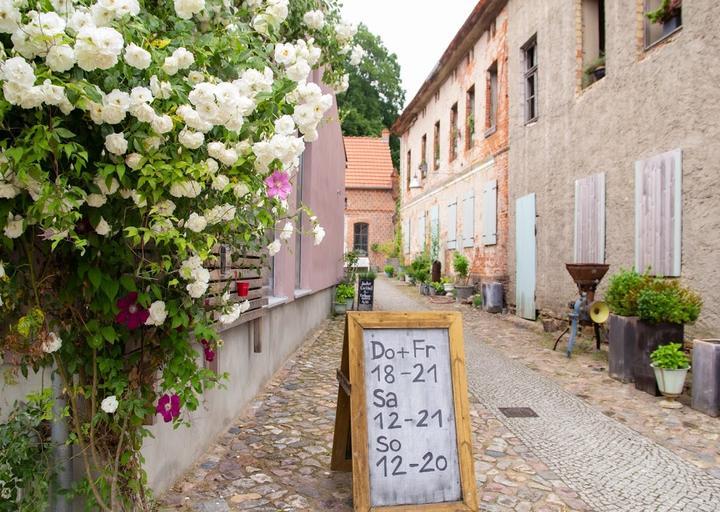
[{"left": 515, "top": 194, "right": 536, "bottom": 320}]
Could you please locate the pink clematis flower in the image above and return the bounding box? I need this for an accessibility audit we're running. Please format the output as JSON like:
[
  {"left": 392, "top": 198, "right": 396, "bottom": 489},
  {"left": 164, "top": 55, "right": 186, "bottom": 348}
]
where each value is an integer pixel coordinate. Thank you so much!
[
  {"left": 115, "top": 292, "right": 149, "bottom": 329},
  {"left": 264, "top": 171, "right": 291, "bottom": 200},
  {"left": 156, "top": 393, "right": 181, "bottom": 423},
  {"left": 200, "top": 339, "right": 215, "bottom": 362}
]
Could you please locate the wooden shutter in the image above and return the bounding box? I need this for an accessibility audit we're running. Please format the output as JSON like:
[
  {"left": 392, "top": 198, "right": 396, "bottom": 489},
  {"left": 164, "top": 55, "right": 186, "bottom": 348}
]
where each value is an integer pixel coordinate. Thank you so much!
[
  {"left": 430, "top": 205, "right": 439, "bottom": 239},
  {"left": 403, "top": 218, "right": 411, "bottom": 254},
  {"left": 635, "top": 149, "right": 682, "bottom": 276},
  {"left": 462, "top": 190, "right": 474, "bottom": 248},
  {"left": 417, "top": 212, "right": 426, "bottom": 252},
  {"left": 482, "top": 180, "right": 497, "bottom": 246},
  {"left": 574, "top": 173, "right": 605, "bottom": 263},
  {"left": 447, "top": 200, "right": 457, "bottom": 249}
]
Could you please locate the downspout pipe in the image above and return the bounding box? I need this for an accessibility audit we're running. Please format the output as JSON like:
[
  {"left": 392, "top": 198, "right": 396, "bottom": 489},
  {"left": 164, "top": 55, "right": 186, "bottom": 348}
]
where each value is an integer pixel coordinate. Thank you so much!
[{"left": 51, "top": 368, "right": 71, "bottom": 512}]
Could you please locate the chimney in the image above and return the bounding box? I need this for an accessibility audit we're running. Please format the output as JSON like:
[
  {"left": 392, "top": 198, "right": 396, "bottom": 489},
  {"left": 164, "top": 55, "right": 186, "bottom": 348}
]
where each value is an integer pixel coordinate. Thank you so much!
[{"left": 381, "top": 128, "right": 390, "bottom": 143}]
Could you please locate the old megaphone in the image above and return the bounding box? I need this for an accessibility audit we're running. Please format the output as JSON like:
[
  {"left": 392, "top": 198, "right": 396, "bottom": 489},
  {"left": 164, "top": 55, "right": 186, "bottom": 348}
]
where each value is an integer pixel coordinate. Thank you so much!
[{"left": 589, "top": 300, "right": 610, "bottom": 324}]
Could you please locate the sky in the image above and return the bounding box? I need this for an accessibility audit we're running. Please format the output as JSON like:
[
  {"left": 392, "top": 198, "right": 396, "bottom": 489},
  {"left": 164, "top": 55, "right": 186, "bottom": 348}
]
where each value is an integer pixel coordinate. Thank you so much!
[{"left": 341, "top": 0, "right": 479, "bottom": 108}]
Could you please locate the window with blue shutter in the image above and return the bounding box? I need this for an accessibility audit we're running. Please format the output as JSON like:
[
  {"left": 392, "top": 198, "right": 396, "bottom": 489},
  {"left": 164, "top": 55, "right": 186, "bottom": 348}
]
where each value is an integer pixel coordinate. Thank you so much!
[
  {"left": 462, "top": 190, "right": 474, "bottom": 248},
  {"left": 482, "top": 180, "right": 497, "bottom": 246},
  {"left": 447, "top": 200, "right": 457, "bottom": 249}
]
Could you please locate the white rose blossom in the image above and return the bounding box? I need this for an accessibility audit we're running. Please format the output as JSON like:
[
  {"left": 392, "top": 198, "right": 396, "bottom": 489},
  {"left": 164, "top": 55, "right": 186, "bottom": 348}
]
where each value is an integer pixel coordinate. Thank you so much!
[
  {"left": 3, "top": 212, "right": 23, "bottom": 238},
  {"left": 185, "top": 212, "right": 207, "bottom": 233},
  {"left": 303, "top": 10, "right": 324, "bottom": 30},
  {"left": 145, "top": 301, "right": 168, "bottom": 326},
  {"left": 124, "top": 43, "right": 152, "bottom": 69},
  {"left": 42, "top": 332, "right": 62, "bottom": 353},
  {"left": 104, "top": 132, "right": 128, "bottom": 155},
  {"left": 100, "top": 395, "right": 119, "bottom": 414},
  {"left": 267, "top": 239, "right": 281, "bottom": 256},
  {"left": 95, "top": 217, "right": 111, "bottom": 236},
  {"left": 313, "top": 224, "right": 325, "bottom": 245},
  {"left": 279, "top": 220, "right": 293, "bottom": 240}
]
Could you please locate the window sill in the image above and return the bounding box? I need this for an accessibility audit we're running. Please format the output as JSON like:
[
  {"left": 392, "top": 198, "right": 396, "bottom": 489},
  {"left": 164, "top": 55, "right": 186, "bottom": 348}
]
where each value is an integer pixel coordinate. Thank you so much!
[
  {"left": 293, "top": 288, "right": 313, "bottom": 299},
  {"left": 644, "top": 25, "right": 682, "bottom": 52},
  {"left": 524, "top": 119, "right": 538, "bottom": 127},
  {"left": 266, "top": 296, "right": 288, "bottom": 309},
  {"left": 484, "top": 126, "right": 497, "bottom": 138}
]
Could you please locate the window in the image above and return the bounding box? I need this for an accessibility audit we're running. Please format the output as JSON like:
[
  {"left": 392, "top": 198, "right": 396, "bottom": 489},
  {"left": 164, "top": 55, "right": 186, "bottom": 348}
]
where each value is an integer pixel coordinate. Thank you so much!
[
  {"left": 489, "top": 17, "right": 497, "bottom": 39},
  {"left": 465, "top": 86, "right": 475, "bottom": 150},
  {"left": 449, "top": 103, "right": 458, "bottom": 162},
  {"left": 635, "top": 149, "right": 682, "bottom": 276},
  {"left": 420, "top": 134, "right": 428, "bottom": 178},
  {"left": 581, "top": 0, "right": 606, "bottom": 88},
  {"left": 433, "top": 121, "right": 440, "bottom": 170},
  {"left": 405, "top": 149, "right": 411, "bottom": 190},
  {"left": 482, "top": 180, "right": 498, "bottom": 246},
  {"left": 353, "top": 222, "right": 369, "bottom": 256},
  {"left": 486, "top": 62, "right": 498, "bottom": 134},
  {"left": 522, "top": 35, "right": 538, "bottom": 123},
  {"left": 644, "top": 0, "right": 682, "bottom": 48}
]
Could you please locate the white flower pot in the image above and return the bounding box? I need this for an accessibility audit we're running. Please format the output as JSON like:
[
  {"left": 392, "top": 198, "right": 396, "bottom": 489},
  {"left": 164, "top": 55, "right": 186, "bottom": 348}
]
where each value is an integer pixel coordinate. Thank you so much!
[
  {"left": 651, "top": 364, "right": 690, "bottom": 398},
  {"left": 443, "top": 283, "right": 455, "bottom": 292}
]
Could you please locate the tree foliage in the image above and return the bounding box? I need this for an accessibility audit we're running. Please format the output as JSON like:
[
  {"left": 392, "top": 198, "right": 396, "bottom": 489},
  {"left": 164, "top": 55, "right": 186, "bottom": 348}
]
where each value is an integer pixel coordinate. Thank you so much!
[{"left": 336, "top": 24, "right": 405, "bottom": 168}]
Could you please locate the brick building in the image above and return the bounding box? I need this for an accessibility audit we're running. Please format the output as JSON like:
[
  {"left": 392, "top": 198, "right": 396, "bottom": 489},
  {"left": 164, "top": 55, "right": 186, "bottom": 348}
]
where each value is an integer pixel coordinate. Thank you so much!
[
  {"left": 344, "top": 131, "right": 396, "bottom": 269},
  {"left": 392, "top": 0, "right": 509, "bottom": 286}
]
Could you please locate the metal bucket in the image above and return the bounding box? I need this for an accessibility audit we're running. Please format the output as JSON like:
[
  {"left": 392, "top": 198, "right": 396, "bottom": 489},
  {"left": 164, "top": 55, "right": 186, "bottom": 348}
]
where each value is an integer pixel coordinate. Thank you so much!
[{"left": 482, "top": 282, "right": 504, "bottom": 313}]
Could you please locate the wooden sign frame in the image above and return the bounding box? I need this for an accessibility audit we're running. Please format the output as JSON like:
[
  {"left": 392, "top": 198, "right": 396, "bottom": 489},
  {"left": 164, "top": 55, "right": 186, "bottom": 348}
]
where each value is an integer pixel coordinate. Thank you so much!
[{"left": 333, "top": 311, "right": 477, "bottom": 512}]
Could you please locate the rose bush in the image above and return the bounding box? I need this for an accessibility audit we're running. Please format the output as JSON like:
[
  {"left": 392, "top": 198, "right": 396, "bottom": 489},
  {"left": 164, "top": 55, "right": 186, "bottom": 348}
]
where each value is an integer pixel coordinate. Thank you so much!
[{"left": 0, "top": 0, "right": 360, "bottom": 509}]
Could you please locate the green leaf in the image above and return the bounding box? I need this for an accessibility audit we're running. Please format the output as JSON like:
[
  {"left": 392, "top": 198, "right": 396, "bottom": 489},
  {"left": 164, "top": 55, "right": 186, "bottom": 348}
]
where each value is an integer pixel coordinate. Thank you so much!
[
  {"left": 101, "top": 326, "right": 117, "bottom": 343},
  {"left": 120, "top": 275, "right": 137, "bottom": 291},
  {"left": 88, "top": 267, "right": 102, "bottom": 289}
]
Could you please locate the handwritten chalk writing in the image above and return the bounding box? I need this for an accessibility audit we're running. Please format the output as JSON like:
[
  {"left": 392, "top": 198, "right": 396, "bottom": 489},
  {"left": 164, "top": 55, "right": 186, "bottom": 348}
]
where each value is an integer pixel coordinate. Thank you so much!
[{"left": 363, "top": 328, "right": 461, "bottom": 507}]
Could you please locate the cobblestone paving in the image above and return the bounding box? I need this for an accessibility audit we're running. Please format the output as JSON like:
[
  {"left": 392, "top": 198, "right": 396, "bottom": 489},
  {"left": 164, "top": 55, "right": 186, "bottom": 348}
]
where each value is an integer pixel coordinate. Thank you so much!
[
  {"left": 161, "top": 303, "right": 587, "bottom": 510},
  {"left": 376, "top": 277, "right": 720, "bottom": 511}
]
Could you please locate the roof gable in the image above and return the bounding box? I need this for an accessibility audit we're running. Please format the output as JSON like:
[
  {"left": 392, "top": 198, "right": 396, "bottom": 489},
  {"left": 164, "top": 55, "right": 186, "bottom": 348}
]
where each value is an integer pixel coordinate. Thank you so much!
[{"left": 343, "top": 135, "right": 394, "bottom": 189}]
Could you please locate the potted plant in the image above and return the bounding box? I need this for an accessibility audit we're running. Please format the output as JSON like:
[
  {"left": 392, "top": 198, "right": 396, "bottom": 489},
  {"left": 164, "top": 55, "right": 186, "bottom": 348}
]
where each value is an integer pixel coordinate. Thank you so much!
[
  {"left": 650, "top": 343, "right": 690, "bottom": 400},
  {"left": 472, "top": 295, "right": 483, "bottom": 309},
  {"left": 606, "top": 268, "right": 702, "bottom": 395},
  {"left": 334, "top": 282, "right": 355, "bottom": 314},
  {"left": 442, "top": 276, "right": 455, "bottom": 294},
  {"left": 384, "top": 265, "right": 395, "bottom": 278},
  {"left": 646, "top": 0, "right": 682, "bottom": 36},
  {"left": 431, "top": 282, "right": 445, "bottom": 296},
  {"left": 452, "top": 252, "right": 474, "bottom": 302}
]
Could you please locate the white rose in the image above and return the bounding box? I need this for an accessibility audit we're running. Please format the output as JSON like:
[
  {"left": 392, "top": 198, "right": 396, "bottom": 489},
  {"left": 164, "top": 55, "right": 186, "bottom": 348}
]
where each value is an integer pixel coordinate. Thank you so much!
[
  {"left": 42, "top": 332, "right": 62, "bottom": 353},
  {"left": 303, "top": 10, "right": 324, "bottom": 30},
  {"left": 274, "top": 115, "right": 295, "bottom": 136},
  {"left": 286, "top": 59, "right": 310, "bottom": 83},
  {"left": 129, "top": 86, "right": 153, "bottom": 106},
  {"left": 218, "top": 303, "right": 241, "bottom": 324},
  {"left": 124, "top": 43, "right": 151, "bottom": 69},
  {"left": 279, "top": 220, "right": 293, "bottom": 240},
  {"left": 104, "top": 132, "right": 128, "bottom": 155},
  {"left": 0, "top": 182, "right": 20, "bottom": 198},
  {"left": 94, "top": 175, "right": 119, "bottom": 195},
  {"left": 350, "top": 45, "right": 365, "bottom": 66},
  {"left": 313, "top": 224, "right": 325, "bottom": 245},
  {"left": 218, "top": 148, "right": 238, "bottom": 166},
  {"left": 0, "top": 261, "right": 5, "bottom": 278},
  {"left": 3, "top": 212, "right": 23, "bottom": 239},
  {"left": 100, "top": 395, "right": 119, "bottom": 414},
  {"left": 274, "top": 43, "right": 296, "bottom": 66},
  {"left": 86, "top": 193, "right": 107, "bottom": 207},
  {"left": 174, "top": 0, "right": 205, "bottom": 19},
  {"left": 150, "top": 75, "right": 172, "bottom": 99},
  {"left": 125, "top": 153, "right": 142, "bottom": 169},
  {"left": 132, "top": 102, "right": 156, "bottom": 123},
  {"left": 205, "top": 158, "right": 218, "bottom": 174},
  {"left": 267, "top": 239, "right": 281, "bottom": 256},
  {"left": 151, "top": 114, "right": 174, "bottom": 134},
  {"left": 185, "top": 212, "right": 207, "bottom": 233},
  {"left": 46, "top": 44, "right": 76, "bottom": 72},
  {"left": 178, "top": 128, "right": 204, "bottom": 149},
  {"left": 0, "top": 1, "right": 20, "bottom": 33},
  {"left": 145, "top": 300, "right": 167, "bottom": 326},
  {"left": 162, "top": 55, "right": 179, "bottom": 75},
  {"left": 153, "top": 199, "right": 176, "bottom": 216},
  {"left": 95, "top": 217, "right": 111, "bottom": 236},
  {"left": 186, "top": 279, "right": 208, "bottom": 298},
  {"left": 0, "top": 56, "right": 35, "bottom": 88},
  {"left": 212, "top": 174, "right": 229, "bottom": 191},
  {"left": 233, "top": 182, "right": 249, "bottom": 198}
]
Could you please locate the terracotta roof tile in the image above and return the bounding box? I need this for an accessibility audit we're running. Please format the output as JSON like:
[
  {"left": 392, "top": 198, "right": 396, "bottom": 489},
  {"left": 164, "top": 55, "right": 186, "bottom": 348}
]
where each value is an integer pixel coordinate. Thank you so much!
[{"left": 343, "top": 135, "right": 394, "bottom": 189}]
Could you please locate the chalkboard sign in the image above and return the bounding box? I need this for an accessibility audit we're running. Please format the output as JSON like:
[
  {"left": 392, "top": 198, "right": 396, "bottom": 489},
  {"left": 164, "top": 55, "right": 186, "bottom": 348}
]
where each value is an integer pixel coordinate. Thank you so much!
[
  {"left": 357, "top": 278, "right": 374, "bottom": 311},
  {"left": 332, "top": 312, "right": 477, "bottom": 512}
]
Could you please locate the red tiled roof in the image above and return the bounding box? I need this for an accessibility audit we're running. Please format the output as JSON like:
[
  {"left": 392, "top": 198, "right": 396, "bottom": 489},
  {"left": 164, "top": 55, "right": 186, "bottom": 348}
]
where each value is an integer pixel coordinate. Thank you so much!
[{"left": 343, "top": 135, "right": 394, "bottom": 190}]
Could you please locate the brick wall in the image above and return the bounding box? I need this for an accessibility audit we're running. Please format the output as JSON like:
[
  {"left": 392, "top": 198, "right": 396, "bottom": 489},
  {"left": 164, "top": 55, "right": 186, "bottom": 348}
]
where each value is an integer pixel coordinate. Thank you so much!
[{"left": 345, "top": 188, "right": 396, "bottom": 268}]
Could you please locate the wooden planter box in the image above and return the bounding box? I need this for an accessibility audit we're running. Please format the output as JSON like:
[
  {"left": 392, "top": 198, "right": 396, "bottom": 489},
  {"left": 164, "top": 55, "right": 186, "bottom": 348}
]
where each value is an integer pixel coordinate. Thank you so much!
[
  {"left": 633, "top": 321, "right": 684, "bottom": 396},
  {"left": 608, "top": 315, "right": 638, "bottom": 383},
  {"left": 691, "top": 339, "right": 720, "bottom": 417}
]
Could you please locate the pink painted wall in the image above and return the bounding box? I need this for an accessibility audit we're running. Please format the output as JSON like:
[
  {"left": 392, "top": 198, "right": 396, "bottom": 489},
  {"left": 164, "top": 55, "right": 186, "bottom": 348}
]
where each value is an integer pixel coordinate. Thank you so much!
[{"left": 272, "top": 68, "right": 346, "bottom": 299}]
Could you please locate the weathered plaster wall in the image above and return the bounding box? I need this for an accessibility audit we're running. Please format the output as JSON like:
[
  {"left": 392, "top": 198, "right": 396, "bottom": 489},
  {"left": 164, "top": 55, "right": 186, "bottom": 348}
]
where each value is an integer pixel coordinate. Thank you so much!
[
  {"left": 142, "top": 288, "right": 333, "bottom": 493},
  {"left": 399, "top": 5, "right": 509, "bottom": 283},
  {"left": 506, "top": 0, "right": 720, "bottom": 333}
]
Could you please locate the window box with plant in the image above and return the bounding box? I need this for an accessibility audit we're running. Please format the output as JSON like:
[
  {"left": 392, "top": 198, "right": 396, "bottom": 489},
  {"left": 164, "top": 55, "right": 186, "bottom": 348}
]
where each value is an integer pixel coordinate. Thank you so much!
[
  {"left": 647, "top": 0, "right": 682, "bottom": 37},
  {"left": 650, "top": 342, "right": 690, "bottom": 400},
  {"left": 583, "top": 53, "right": 605, "bottom": 87},
  {"left": 452, "top": 252, "right": 474, "bottom": 302},
  {"left": 606, "top": 268, "right": 702, "bottom": 395}
]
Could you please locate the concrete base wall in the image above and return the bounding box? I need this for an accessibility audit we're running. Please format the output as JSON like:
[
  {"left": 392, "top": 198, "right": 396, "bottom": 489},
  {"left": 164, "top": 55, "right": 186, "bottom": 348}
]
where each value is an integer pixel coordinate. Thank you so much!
[{"left": 143, "top": 287, "right": 333, "bottom": 493}]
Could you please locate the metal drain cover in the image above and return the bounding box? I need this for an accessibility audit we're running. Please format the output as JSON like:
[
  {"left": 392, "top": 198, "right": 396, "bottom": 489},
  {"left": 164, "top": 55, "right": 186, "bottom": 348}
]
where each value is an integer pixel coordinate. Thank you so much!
[{"left": 498, "top": 407, "right": 538, "bottom": 418}]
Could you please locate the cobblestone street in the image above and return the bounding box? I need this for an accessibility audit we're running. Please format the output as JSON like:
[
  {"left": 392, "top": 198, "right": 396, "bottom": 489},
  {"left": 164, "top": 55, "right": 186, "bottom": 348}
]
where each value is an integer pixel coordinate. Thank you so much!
[{"left": 161, "top": 277, "right": 720, "bottom": 511}]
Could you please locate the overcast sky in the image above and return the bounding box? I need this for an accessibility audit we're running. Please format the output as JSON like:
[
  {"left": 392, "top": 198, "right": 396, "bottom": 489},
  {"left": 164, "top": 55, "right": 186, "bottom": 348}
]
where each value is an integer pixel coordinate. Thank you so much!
[{"left": 341, "top": 0, "right": 478, "bottom": 108}]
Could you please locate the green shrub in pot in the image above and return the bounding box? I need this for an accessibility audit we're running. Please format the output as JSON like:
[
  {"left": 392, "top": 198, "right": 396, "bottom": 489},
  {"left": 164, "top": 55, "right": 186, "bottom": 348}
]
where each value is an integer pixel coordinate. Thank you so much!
[
  {"left": 335, "top": 282, "right": 355, "bottom": 303},
  {"left": 637, "top": 279, "right": 702, "bottom": 325},
  {"left": 605, "top": 268, "right": 651, "bottom": 317},
  {"left": 650, "top": 343, "right": 690, "bottom": 370},
  {"left": 384, "top": 265, "right": 395, "bottom": 277},
  {"left": 452, "top": 252, "right": 470, "bottom": 285}
]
